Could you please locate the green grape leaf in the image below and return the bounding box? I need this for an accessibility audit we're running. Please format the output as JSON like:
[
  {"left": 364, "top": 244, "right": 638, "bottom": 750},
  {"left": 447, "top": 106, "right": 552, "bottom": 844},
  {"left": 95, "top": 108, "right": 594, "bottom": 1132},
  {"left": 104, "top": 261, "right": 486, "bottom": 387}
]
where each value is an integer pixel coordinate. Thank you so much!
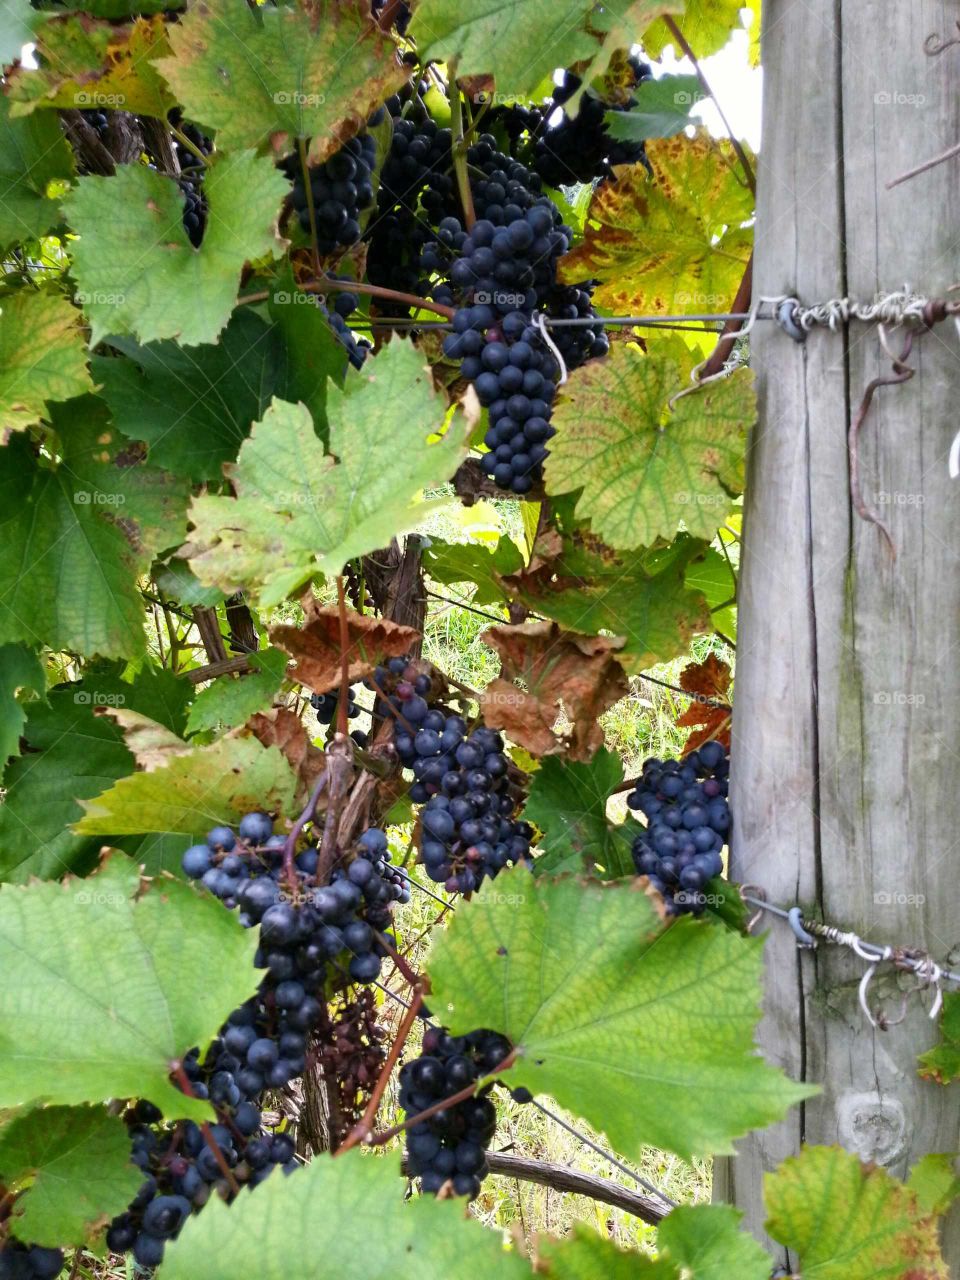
[
  {"left": 7, "top": 13, "right": 175, "bottom": 120},
  {"left": 525, "top": 748, "right": 634, "bottom": 878},
  {"left": 0, "top": 642, "right": 45, "bottom": 767},
  {"left": 97, "top": 285, "right": 347, "bottom": 481},
  {"left": 0, "top": 398, "right": 189, "bottom": 660},
  {"left": 185, "top": 344, "right": 473, "bottom": 606},
  {"left": 642, "top": 0, "right": 750, "bottom": 61},
  {"left": 547, "top": 344, "right": 752, "bottom": 549},
  {"left": 539, "top": 1225, "right": 672, "bottom": 1277},
  {"left": 152, "top": 559, "right": 226, "bottom": 609},
  {"left": 684, "top": 545, "right": 737, "bottom": 642},
  {"left": 410, "top": 1, "right": 672, "bottom": 101},
  {"left": 907, "top": 1154, "right": 960, "bottom": 1218},
  {"left": 0, "top": 1104, "right": 142, "bottom": 1248},
  {"left": 423, "top": 536, "right": 521, "bottom": 607},
  {"left": 0, "top": 856, "right": 260, "bottom": 1120},
  {"left": 539, "top": 1205, "right": 770, "bottom": 1279},
  {"left": 559, "top": 133, "right": 753, "bottom": 315},
  {"left": 604, "top": 75, "right": 701, "bottom": 142},
  {"left": 428, "top": 871, "right": 814, "bottom": 1161},
  {"left": 157, "top": 0, "right": 408, "bottom": 159},
  {"left": 0, "top": 95, "right": 74, "bottom": 252},
  {"left": 506, "top": 531, "right": 712, "bottom": 671},
  {"left": 0, "top": 291, "right": 92, "bottom": 437},
  {"left": 656, "top": 1204, "right": 771, "bottom": 1280},
  {"left": 917, "top": 991, "right": 960, "bottom": 1084},
  {"left": 185, "top": 648, "right": 289, "bottom": 736},
  {"left": 63, "top": 152, "right": 287, "bottom": 347},
  {"left": 765, "top": 1145, "right": 949, "bottom": 1280},
  {"left": 0, "top": 0, "right": 38, "bottom": 69},
  {"left": 0, "top": 667, "right": 191, "bottom": 883},
  {"left": 75, "top": 733, "right": 296, "bottom": 837},
  {"left": 160, "top": 1148, "right": 528, "bottom": 1280}
]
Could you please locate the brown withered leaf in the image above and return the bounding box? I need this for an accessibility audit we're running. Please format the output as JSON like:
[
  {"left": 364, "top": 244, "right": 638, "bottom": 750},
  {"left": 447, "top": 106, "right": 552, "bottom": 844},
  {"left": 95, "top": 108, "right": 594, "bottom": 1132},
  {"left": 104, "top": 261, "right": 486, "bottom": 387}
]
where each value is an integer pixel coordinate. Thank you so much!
[
  {"left": 271, "top": 605, "right": 420, "bottom": 694},
  {"left": 674, "top": 652, "right": 732, "bottom": 755},
  {"left": 481, "top": 622, "right": 629, "bottom": 761},
  {"left": 247, "top": 706, "right": 326, "bottom": 807}
]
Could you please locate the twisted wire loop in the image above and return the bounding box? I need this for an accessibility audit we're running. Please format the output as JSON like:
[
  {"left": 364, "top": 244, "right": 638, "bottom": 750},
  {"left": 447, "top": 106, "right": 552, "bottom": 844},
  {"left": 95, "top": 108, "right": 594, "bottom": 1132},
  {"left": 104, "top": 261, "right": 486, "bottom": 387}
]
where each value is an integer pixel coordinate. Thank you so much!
[
  {"left": 741, "top": 892, "right": 958, "bottom": 1032},
  {"left": 773, "top": 289, "right": 960, "bottom": 341}
]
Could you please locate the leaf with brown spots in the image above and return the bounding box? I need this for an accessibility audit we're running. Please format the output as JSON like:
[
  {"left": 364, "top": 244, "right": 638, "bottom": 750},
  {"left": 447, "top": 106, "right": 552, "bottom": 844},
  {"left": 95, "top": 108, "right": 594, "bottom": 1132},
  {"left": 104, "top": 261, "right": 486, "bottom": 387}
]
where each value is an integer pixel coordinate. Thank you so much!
[
  {"left": 158, "top": 0, "right": 408, "bottom": 160},
  {"left": 0, "top": 292, "right": 92, "bottom": 440},
  {"left": 247, "top": 707, "right": 327, "bottom": 809},
  {"left": 917, "top": 992, "right": 960, "bottom": 1085},
  {"left": 559, "top": 132, "right": 753, "bottom": 316},
  {"left": 6, "top": 13, "right": 175, "bottom": 119},
  {"left": 675, "top": 653, "right": 732, "bottom": 755},
  {"left": 271, "top": 606, "right": 419, "bottom": 695},
  {"left": 546, "top": 340, "right": 753, "bottom": 551},
  {"left": 766, "top": 1145, "right": 950, "bottom": 1279},
  {"left": 480, "top": 621, "right": 628, "bottom": 761},
  {"left": 500, "top": 528, "right": 713, "bottom": 673}
]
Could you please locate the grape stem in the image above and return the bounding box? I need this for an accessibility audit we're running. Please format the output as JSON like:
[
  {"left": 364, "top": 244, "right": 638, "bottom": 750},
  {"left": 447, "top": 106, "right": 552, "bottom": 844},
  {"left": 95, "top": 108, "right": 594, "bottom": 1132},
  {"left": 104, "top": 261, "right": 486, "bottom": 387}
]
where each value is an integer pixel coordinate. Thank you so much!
[
  {"left": 281, "top": 768, "right": 329, "bottom": 892},
  {"left": 237, "top": 278, "right": 456, "bottom": 319},
  {"left": 662, "top": 16, "right": 756, "bottom": 196},
  {"left": 374, "top": 929, "right": 424, "bottom": 989},
  {"left": 336, "top": 987, "right": 425, "bottom": 1154},
  {"left": 449, "top": 72, "right": 478, "bottom": 231},
  {"left": 170, "top": 1063, "right": 240, "bottom": 1194},
  {"left": 367, "top": 1048, "right": 518, "bottom": 1147}
]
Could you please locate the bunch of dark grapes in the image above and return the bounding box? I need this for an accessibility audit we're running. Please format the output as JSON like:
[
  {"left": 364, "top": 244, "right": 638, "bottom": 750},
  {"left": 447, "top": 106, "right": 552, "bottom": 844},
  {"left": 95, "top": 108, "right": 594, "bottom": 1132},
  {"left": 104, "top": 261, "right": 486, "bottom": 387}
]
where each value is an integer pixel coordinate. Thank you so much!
[
  {"left": 400, "top": 1024, "right": 512, "bottom": 1200},
  {"left": 282, "top": 134, "right": 376, "bottom": 254},
  {"left": 372, "top": 658, "right": 534, "bottom": 890},
  {"left": 80, "top": 108, "right": 110, "bottom": 141},
  {"left": 0, "top": 1242, "right": 64, "bottom": 1279},
  {"left": 168, "top": 110, "right": 213, "bottom": 248},
  {"left": 627, "top": 740, "right": 730, "bottom": 914},
  {"left": 105, "top": 1098, "right": 296, "bottom": 1268},
  {"left": 540, "top": 281, "right": 609, "bottom": 371},
  {"left": 531, "top": 59, "right": 652, "bottom": 189},
  {"left": 179, "top": 175, "right": 207, "bottom": 248},
  {"left": 309, "top": 684, "right": 370, "bottom": 748}
]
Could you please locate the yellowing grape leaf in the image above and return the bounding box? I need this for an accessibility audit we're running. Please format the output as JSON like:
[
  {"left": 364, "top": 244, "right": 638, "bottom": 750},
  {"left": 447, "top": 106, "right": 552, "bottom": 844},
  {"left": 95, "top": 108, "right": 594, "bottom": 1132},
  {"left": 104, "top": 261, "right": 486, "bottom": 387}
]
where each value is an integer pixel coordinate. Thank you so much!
[
  {"left": 161, "top": 1149, "right": 528, "bottom": 1280},
  {"left": 765, "top": 1145, "right": 949, "bottom": 1280},
  {"left": 559, "top": 133, "right": 753, "bottom": 315},
  {"left": 503, "top": 529, "right": 712, "bottom": 672},
  {"left": 0, "top": 94, "right": 74, "bottom": 252},
  {"left": 546, "top": 343, "right": 752, "bottom": 549},
  {"left": 74, "top": 732, "right": 296, "bottom": 836},
  {"left": 0, "top": 398, "right": 188, "bottom": 661},
  {"left": 7, "top": 13, "right": 175, "bottom": 120},
  {"left": 480, "top": 621, "right": 628, "bottom": 761},
  {"left": 428, "top": 871, "right": 814, "bottom": 1161},
  {"left": 917, "top": 992, "right": 960, "bottom": 1084},
  {"left": 0, "top": 1104, "right": 142, "bottom": 1248},
  {"left": 642, "top": 0, "right": 750, "bottom": 61},
  {"left": 0, "top": 291, "right": 91, "bottom": 438},
  {"left": 158, "top": 0, "right": 409, "bottom": 160},
  {"left": 62, "top": 152, "right": 287, "bottom": 347},
  {"left": 185, "top": 343, "right": 474, "bottom": 606},
  {"left": 0, "top": 856, "right": 260, "bottom": 1121}
]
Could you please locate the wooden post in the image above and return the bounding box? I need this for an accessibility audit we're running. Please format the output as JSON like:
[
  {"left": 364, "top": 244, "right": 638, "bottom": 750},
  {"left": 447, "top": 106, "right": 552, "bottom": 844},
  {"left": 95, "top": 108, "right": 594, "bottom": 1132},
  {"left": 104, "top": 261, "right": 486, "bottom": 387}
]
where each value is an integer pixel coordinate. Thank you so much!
[{"left": 717, "top": 0, "right": 960, "bottom": 1266}]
